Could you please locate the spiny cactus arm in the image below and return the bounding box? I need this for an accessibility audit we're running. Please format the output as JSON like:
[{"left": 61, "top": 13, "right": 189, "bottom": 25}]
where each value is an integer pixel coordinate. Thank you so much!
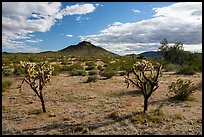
[
  {"left": 125, "top": 76, "right": 137, "bottom": 88},
  {"left": 132, "top": 68, "right": 143, "bottom": 83},
  {"left": 17, "top": 78, "right": 26, "bottom": 92},
  {"left": 142, "top": 71, "right": 152, "bottom": 84},
  {"left": 155, "top": 64, "right": 162, "bottom": 82},
  {"left": 153, "top": 84, "right": 159, "bottom": 92}
]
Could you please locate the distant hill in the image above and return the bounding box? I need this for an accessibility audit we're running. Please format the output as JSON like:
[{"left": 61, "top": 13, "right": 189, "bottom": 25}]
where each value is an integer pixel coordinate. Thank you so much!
[
  {"left": 58, "top": 41, "right": 117, "bottom": 57},
  {"left": 139, "top": 51, "right": 162, "bottom": 57}
]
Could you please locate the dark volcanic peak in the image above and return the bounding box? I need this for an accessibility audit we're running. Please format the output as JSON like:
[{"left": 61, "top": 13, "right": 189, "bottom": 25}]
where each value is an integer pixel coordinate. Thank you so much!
[
  {"left": 58, "top": 41, "right": 117, "bottom": 57},
  {"left": 78, "top": 41, "right": 91, "bottom": 45}
]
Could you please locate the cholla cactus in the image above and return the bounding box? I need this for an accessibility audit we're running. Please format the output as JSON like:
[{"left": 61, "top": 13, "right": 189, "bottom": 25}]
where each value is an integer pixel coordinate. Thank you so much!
[
  {"left": 125, "top": 60, "right": 162, "bottom": 113},
  {"left": 18, "top": 61, "right": 53, "bottom": 112}
]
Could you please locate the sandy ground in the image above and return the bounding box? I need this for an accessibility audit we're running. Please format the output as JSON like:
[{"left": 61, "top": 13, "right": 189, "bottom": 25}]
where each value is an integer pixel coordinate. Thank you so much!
[{"left": 2, "top": 72, "right": 202, "bottom": 135}]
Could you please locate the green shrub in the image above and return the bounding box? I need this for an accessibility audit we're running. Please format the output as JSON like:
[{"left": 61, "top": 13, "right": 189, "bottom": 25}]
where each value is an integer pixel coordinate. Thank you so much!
[
  {"left": 119, "top": 71, "right": 127, "bottom": 76},
  {"left": 13, "top": 65, "right": 25, "bottom": 76},
  {"left": 85, "top": 61, "right": 96, "bottom": 66},
  {"left": 100, "top": 69, "right": 116, "bottom": 79},
  {"left": 60, "top": 65, "right": 72, "bottom": 71},
  {"left": 52, "top": 65, "right": 62, "bottom": 76},
  {"left": 169, "top": 79, "right": 198, "bottom": 100},
  {"left": 68, "top": 63, "right": 84, "bottom": 71},
  {"left": 3, "top": 69, "right": 12, "bottom": 76},
  {"left": 78, "top": 70, "right": 87, "bottom": 76},
  {"left": 176, "top": 65, "right": 196, "bottom": 75},
  {"left": 97, "top": 65, "right": 105, "bottom": 71},
  {"left": 85, "top": 65, "right": 95, "bottom": 71},
  {"left": 2, "top": 79, "right": 12, "bottom": 92},
  {"left": 69, "top": 69, "right": 87, "bottom": 76},
  {"left": 88, "top": 70, "right": 98, "bottom": 76},
  {"left": 165, "top": 64, "right": 181, "bottom": 72},
  {"left": 85, "top": 75, "right": 98, "bottom": 83},
  {"left": 69, "top": 69, "right": 80, "bottom": 76}
]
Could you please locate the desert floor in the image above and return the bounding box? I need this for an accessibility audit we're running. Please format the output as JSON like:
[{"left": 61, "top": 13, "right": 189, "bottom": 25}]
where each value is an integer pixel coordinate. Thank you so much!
[{"left": 2, "top": 72, "right": 202, "bottom": 135}]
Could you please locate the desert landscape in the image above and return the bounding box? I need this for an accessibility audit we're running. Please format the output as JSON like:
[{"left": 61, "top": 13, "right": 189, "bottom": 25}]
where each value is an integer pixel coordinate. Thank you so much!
[
  {"left": 2, "top": 41, "right": 202, "bottom": 135},
  {"left": 2, "top": 2, "right": 202, "bottom": 135},
  {"left": 2, "top": 70, "right": 202, "bottom": 135}
]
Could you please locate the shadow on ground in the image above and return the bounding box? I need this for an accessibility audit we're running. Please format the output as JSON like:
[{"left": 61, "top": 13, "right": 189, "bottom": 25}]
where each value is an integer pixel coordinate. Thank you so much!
[{"left": 18, "top": 111, "right": 143, "bottom": 135}]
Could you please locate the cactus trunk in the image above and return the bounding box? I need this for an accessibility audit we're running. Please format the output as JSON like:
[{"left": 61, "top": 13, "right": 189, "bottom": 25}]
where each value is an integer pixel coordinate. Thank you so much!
[
  {"left": 144, "top": 96, "right": 148, "bottom": 113},
  {"left": 40, "top": 95, "right": 46, "bottom": 113}
]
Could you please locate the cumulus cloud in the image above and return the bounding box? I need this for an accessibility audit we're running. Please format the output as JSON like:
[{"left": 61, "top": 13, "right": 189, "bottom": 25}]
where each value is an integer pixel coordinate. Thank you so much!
[
  {"left": 2, "top": 2, "right": 97, "bottom": 53},
  {"left": 66, "top": 34, "right": 73, "bottom": 38},
  {"left": 62, "top": 4, "right": 96, "bottom": 16},
  {"left": 26, "top": 39, "right": 43, "bottom": 43},
  {"left": 81, "top": 2, "right": 202, "bottom": 55},
  {"left": 132, "top": 9, "right": 141, "bottom": 13}
]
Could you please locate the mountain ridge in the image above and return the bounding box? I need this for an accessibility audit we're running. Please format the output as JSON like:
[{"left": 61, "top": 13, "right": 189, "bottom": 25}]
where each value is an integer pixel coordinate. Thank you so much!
[{"left": 58, "top": 41, "right": 117, "bottom": 57}]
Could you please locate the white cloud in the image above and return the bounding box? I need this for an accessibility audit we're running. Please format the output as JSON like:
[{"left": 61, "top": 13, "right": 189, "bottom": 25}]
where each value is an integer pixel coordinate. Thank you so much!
[
  {"left": 66, "top": 34, "right": 73, "bottom": 38},
  {"left": 132, "top": 9, "right": 141, "bottom": 13},
  {"left": 108, "top": 22, "right": 123, "bottom": 27},
  {"left": 2, "top": 2, "right": 97, "bottom": 53},
  {"left": 62, "top": 4, "right": 96, "bottom": 16},
  {"left": 81, "top": 2, "right": 202, "bottom": 55},
  {"left": 26, "top": 39, "right": 43, "bottom": 43}
]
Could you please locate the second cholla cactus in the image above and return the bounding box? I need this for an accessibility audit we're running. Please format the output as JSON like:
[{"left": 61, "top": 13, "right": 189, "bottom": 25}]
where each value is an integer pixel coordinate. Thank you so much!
[{"left": 125, "top": 60, "right": 162, "bottom": 113}]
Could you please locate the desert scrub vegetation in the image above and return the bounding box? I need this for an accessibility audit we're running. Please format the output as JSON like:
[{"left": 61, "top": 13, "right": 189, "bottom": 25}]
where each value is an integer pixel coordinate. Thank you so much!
[
  {"left": 176, "top": 65, "right": 196, "bottom": 75},
  {"left": 85, "top": 75, "right": 98, "bottom": 83},
  {"left": 100, "top": 69, "right": 117, "bottom": 79},
  {"left": 69, "top": 69, "right": 87, "bottom": 76},
  {"left": 131, "top": 109, "right": 166, "bottom": 128},
  {"left": 2, "top": 69, "right": 12, "bottom": 76},
  {"left": 164, "top": 63, "right": 181, "bottom": 72},
  {"left": 168, "top": 78, "right": 199, "bottom": 101},
  {"left": 17, "top": 61, "right": 53, "bottom": 112},
  {"left": 125, "top": 60, "right": 162, "bottom": 113},
  {"left": 88, "top": 70, "right": 98, "bottom": 76},
  {"left": 2, "top": 79, "right": 12, "bottom": 92},
  {"left": 85, "top": 61, "right": 96, "bottom": 70},
  {"left": 159, "top": 38, "right": 202, "bottom": 72},
  {"left": 13, "top": 65, "right": 25, "bottom": 76}
]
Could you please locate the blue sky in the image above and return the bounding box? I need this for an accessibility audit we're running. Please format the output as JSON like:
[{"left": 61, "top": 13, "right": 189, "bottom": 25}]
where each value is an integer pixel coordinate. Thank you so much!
[{"left": 2, "top": 2, "right": 202, "bottom": 55}]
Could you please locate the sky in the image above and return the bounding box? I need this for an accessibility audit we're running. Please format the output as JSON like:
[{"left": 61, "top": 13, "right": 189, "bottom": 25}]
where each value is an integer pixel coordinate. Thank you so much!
[{"left": 2, "top": 2, "right": 202, "bottom": 55}]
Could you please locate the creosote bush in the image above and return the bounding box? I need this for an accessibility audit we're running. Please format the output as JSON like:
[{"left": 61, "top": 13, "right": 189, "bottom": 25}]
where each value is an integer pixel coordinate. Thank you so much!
[
  {"left": 2, "top": 79, "right": 12, "bottom": 92},
  {"left": 168, "top": 78, "right": 198, "bottom": 100},
  {"left": 100, "top": 69, "right": 116, "bottom": 79},
  {"left": 85, "top": 75, "right": 98, "bottom": 83},
  {"left": 176, "top": 65, "right": 196, "bottom": 75}
]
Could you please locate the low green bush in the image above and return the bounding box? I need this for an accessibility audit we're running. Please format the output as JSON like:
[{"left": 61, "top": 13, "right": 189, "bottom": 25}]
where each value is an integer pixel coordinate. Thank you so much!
[
  {"left": 69, "top": 69, "right": 87, "bottom": 76},
  {"left": 2, "top": 79, "right": 12, "bottom": 92},
  {"left": 52, "top": 65, "right": 62, "bottom": 76},
  {"left": 88, "top": 70, "right": 98, "bottom": 76},
  {"left": 97, "top": 65, "right": 105, "bottom": 71},
  {"left": 100, "top": 69, "right": 117, "bottom": 79},
  {"left": 13, "top": 65, "right": 25, "bottom": 76},
  {"left": 85, "top": 75, "right": 98, "bottom": 83},
  {"left": 85, "top": 65, "right": 95, "bottom": 71},
  {"left": 3, "top": 69, "right": 12, "bottom": 76},
  {"left": 176, "top": 65, "right": 196, "bottom": 75},
  {"left": 169, "top": 79, "right": 198, "bottom": 100},
  {"left": 78, "top": 70, "right": 87, "bottom": 76},
  {"left": 165, "top": 64, "right": 181, "bottom": 72}
]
